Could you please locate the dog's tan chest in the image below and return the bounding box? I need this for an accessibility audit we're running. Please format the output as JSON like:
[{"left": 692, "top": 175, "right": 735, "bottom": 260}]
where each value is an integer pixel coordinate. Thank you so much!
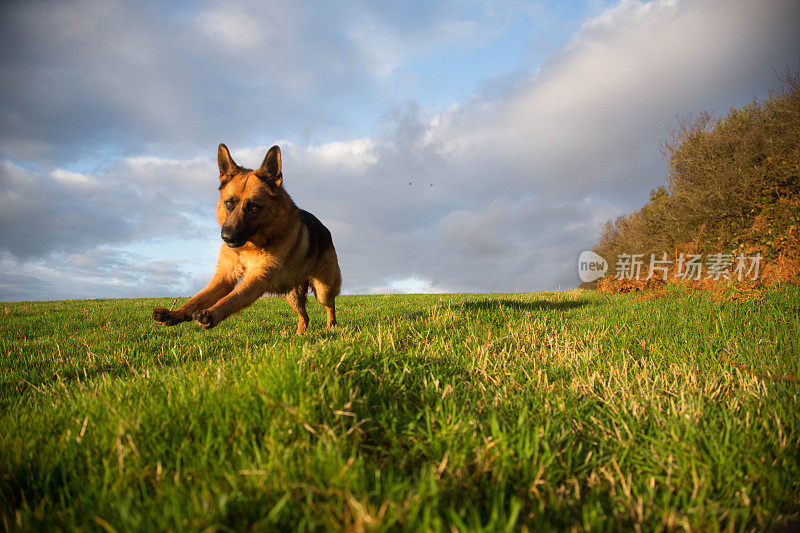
[{"left": 237, "top": 247, "right": 309, "bottom": 294}]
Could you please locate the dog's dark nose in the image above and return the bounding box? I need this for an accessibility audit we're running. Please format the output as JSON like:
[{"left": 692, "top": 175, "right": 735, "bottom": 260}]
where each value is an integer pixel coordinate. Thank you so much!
[
  {"left": 221, "top": 227, "right": 242, "bottom": 247},
  {"left": 221, "top": 227, "right": 233, "bottom": 242}
]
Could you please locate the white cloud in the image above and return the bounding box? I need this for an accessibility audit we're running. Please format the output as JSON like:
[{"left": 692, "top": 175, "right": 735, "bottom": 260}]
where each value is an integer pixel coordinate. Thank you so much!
[
  {"left": 51, "top": 169, "right": 100, "bottom": 188},
  {"left": 197, "top": 6, "right": 271, "bottom": 50},
  {"left": 443, "top": 0, "right": 796, "bottom": 198},
  {"left": 302, "top": 140, "right": 378, "bottom": 174},
  {"left": 0, "top": 249, "right": 192, "bottom": 301},
  {"left": 371, "top": 276, "right": 448, "bottom": 295},
  {"left": 346, "top": 9, "right": 484, "bottom": 81}
]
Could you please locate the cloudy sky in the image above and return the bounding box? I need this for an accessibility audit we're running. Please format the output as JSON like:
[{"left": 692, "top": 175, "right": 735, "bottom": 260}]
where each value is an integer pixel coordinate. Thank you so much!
[{"left": 1, "top": 0, "right": 798, "bottom": 301}]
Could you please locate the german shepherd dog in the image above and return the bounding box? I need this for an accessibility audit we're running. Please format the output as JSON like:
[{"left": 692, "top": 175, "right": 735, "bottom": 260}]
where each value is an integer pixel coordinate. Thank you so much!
[{"left": 153, "top": 144, "right": 341, "bottom": 333}]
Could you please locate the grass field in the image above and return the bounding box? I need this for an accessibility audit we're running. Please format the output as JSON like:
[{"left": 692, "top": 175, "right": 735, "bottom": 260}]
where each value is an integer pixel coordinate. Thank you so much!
[{"left": 1, "top": 286, "right": 799, "bottom": 531}]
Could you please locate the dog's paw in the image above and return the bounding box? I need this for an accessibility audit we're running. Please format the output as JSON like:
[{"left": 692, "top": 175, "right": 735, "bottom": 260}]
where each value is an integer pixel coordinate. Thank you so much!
[
  {"left": 153, "top": 307, "right": 185, "bottom": 326},
  {"left": 192, "top": 309, "right": 217, "bottom": 330}
]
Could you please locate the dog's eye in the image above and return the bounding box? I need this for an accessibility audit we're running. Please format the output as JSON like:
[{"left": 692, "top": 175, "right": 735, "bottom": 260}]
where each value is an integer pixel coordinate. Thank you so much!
[
  {"left": 224, "top": 199, "right": 235, "bottom": 210},
  {"left": 244, "top": 202, "right": 261, "bottom": 214}
]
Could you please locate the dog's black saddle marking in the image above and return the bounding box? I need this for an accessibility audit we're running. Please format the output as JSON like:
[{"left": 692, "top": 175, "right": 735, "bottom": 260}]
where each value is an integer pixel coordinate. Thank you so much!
[{"left": 299, "top": 209, "right": 333, "bottom": 262}]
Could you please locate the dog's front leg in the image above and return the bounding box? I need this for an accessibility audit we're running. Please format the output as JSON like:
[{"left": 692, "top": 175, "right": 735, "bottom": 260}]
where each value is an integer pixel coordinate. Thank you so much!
[
  {"left": 153, "top": 272, "right": 237, "bottom": 326},
  {"left": 192, "top": 273, "right": 268, "bottom": 329}
]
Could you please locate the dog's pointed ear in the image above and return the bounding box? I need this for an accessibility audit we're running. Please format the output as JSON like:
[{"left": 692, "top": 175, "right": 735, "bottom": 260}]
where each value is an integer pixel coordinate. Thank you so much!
[
  {"left": 218, "top": 143, "right": 238, "bottom": 179},
  {"left": 257, "top": 145, "right": 282, "bottom": 187}
]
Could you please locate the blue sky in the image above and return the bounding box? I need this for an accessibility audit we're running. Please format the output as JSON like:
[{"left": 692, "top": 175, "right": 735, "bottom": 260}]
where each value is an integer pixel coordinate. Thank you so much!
[{"left": 1, "top": 0, "right": 798, "bottom": 301}]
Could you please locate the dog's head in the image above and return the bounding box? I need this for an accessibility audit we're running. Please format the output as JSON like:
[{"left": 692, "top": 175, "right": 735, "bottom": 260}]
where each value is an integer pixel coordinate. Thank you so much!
[{"left": 216, "top": 143, "right": 288, "bottom": 248}]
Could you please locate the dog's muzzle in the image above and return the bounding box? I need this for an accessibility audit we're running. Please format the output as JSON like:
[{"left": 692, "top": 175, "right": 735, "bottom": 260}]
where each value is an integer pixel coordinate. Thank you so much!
[{"left": 221, "top": 227, "right": 247, "bottom": 248}]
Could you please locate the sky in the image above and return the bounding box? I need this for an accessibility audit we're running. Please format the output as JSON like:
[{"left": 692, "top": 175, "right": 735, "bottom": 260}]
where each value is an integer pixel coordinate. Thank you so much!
[{"left": 1, "top": 0, "right": 799, "bottom": 301}]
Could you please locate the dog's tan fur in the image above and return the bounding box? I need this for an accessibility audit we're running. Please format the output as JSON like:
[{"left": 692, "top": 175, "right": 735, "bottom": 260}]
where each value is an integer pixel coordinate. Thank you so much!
[{"left": 153, "top": 144, "right": 341, "bottom": 333}]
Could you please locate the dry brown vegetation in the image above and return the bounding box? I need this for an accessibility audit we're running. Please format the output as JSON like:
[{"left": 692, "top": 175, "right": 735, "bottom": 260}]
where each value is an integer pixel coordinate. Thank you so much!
[{"left": 594, "top": 73, "right": 800, "bottom": 293}]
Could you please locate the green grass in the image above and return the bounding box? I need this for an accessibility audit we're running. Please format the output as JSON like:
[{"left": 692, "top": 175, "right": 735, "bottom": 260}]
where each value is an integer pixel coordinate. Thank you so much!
[{"left": 1, "top": 287, "right": 799, "bottom": 531}]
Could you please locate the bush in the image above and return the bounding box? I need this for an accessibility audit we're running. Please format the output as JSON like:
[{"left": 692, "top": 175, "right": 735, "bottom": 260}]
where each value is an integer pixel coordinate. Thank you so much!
[{"left": 593, "top": 73, "right": 800, "bottom": 289}]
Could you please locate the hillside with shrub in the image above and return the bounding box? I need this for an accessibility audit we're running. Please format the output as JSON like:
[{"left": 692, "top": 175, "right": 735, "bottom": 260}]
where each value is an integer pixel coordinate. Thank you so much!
[{"left": 593, "top": 74, "right": 800, "bottom": 292}]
